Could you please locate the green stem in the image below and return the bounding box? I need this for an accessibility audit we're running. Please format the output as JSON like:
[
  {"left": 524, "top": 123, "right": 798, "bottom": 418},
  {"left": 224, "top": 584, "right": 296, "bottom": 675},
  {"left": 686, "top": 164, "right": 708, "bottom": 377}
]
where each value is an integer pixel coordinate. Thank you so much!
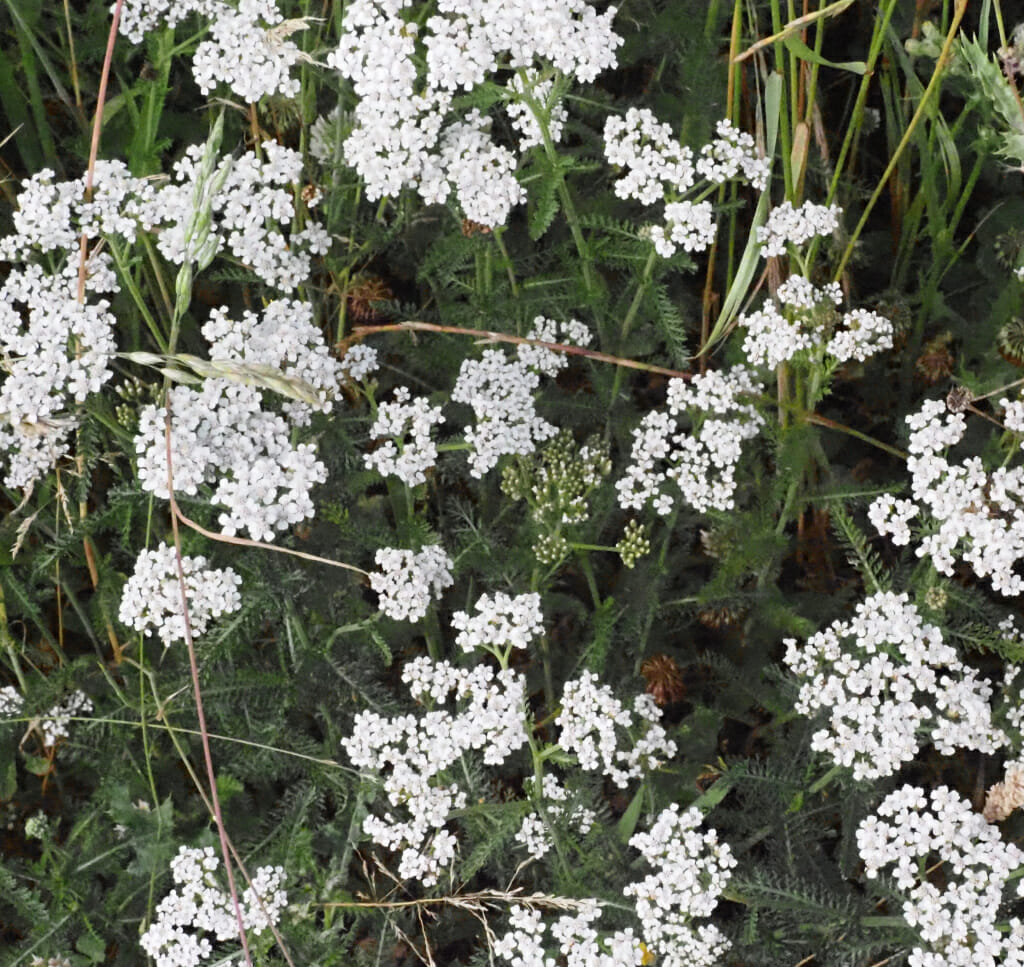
[{"left": 833, "top": 0, "right": 969, "bottom": 282}]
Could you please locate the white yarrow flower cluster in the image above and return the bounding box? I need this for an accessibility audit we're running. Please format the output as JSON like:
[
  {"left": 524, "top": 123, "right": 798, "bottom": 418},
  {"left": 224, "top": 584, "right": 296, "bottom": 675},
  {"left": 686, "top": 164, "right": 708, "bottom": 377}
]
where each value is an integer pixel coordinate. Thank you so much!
[
  {"left": 339, "top": 344, "right": 379, "bottom": 382},
  {"left": 451, "top": 349, "right": 558, "bottom": 477},
  {"left": 0, "top": 687, "right": 93, "bottom": 748},
  {"left": 514, "top": 774, "right": 595, "bottom": 860},
  {"left": 0, "top": 163, "right": 151, "bottom": 488},
  {"left": 365, "top": 387, "right": 446, "bottom": 487},
  {"left": 438, "top": 110, "right": 526, "bottom": 227},
  {"left": 695, "top": 119, "right": 770, "bottom": 190},
  {"left": 118, "top": 543, "right": 242, "bottom": 646},
  {"left": 825, "top": 307, "right": 894, "bottom": 362},
  {"left": 783, "top": 591, "right": 1006, "bottom": 780},
  {"left": 136, "top": 383, "right": 329, "bottom": 541},
  {"left": 494, "top": 901, "right": 646, "bottom": 967},
  {"left": 369, "top": 545, "right": 454, "bottom": 622},
  {"left": 624, "top": 804, "right": 736, "bottom": 967},
  {"left": 516, "top": 315, "right": 592, "bottom": 378},
  {"left": 756, "top": 200, "right": 840, "bottom": 257},
  {"left": 616, "top": 366, "right": 765, "bottom": 515},
  {"left": 739, "top": 275, "right": 892, "bottom": 369},
  {"left": 506, "top": 71, "right": 568, "bottom": 149},
  {"left": 140, "top": 140, "right": 328, "bottom": 291},
  {"left": 344, "top": 656, "right": 528, "bottom": 885},
  {"left": 329, "top": 0, "right": 621, "bottom": 226},
  {"left": 120, "top": 0, "right": 308, "bottom": 102},
  {"left": 201, "top": 298, "right": 343, "bottom": 424},
  {"left": 135, "top": 300, "right": 337, "bottom": 540},
  {"left": 604, "top": 108, "right": 695, "bottom": 206},
  {"left": 497, "top": 807, "right": 734, "bottom": 967},
  {"left": 856, "top": 785, "right": 1024, "bottom": 966},
  {"left": 556, "top": 671, "right": 677, "bottom": 787},
  {"left": 605, "top": 111, "right": 767, "bottom": 257},
  {"left": 870, "top": 399, "right": 1024, "bottom": 595},
  {"left": 139, "top": 845, "right": 287, "bottom": 967},
  {"left": 0, "top": 685, "right": 23, "bottom": 719},
  {"left": 451, "top": 591, "right": 544, "bottom": 654},
  {"left": 740, "top": 304, "right": 814, "bottom": 368}
]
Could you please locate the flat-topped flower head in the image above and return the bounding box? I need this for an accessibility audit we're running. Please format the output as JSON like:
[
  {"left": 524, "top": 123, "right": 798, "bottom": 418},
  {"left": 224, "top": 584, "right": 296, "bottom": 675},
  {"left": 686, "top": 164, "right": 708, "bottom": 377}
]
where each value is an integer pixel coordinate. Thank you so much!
[
  {"left": 784, "top": 591, "right": 1006, "bottom": 779},
  {"left": 119, "top": 543, "right": 242, "bottom": 646}
]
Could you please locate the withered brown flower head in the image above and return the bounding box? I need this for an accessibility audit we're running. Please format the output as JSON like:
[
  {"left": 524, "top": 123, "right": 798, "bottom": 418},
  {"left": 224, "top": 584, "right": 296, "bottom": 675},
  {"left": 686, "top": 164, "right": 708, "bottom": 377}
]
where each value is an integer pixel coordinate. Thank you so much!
[
  {"left": 697, "top": 604, "right": 745, "bottom": 629},
  {"left": 461, "top": 218, "right": 493, "bottom": 237},
  {"left": 640, "top": 653, "right": 685, "bottom": 706},
  {"left": 346, "top": 274, "right": 393, "bottom": 323},
  {"left": 945, "top": 384, "right": 974, "bottom": 415},
  {"left": 915, "top": 332, "right": 955, "bottom": 386}
]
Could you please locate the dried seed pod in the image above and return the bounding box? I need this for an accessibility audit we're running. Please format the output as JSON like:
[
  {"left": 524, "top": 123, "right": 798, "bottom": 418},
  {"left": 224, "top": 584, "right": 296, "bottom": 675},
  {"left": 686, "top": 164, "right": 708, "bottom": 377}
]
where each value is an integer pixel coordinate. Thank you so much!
[
  {"left": 640, "top": 653, "right": 686, "bottom": 706},
  {"left": 998, "top": 317, "right": 1024, "bottom": 368},
  {"left": 915, "top": 332, "right": 955, "bottom": 385}
]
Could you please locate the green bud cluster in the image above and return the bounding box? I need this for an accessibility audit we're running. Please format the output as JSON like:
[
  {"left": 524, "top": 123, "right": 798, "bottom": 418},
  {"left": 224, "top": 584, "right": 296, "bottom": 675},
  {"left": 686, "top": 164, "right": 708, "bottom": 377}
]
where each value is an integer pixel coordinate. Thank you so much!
[
  {"left": 616, "top": 519, "right": 651, "bottom": 568},
  {"left": 501, "top": 430, "right": 611, "bottom": 563}
]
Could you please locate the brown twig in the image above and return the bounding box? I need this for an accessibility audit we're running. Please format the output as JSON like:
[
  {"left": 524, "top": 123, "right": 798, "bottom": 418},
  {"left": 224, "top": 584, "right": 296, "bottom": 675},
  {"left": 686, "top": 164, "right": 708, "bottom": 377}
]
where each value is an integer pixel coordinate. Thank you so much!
[
  {"left": 164, "top": 407, "right": 254, "bottom": 967},
  {"left": 351, "top": 321, "right": 695, "bottom": 380},
  {"left": 69, "top": 0, "right": 125, "bottom": 663},
  {"left": 168, "top": 496, "right": 369, "bottom": 576}
]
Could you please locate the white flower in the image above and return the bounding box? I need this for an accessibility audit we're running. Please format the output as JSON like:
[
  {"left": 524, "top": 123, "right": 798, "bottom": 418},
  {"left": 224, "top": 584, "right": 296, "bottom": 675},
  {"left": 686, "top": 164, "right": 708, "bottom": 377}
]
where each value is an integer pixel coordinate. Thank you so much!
[
  {"left": 135, "top": 381, "right": 329, "bottom": 542},
  {"left": 119, "top": 543, "right": 242, "bottom": 647},
  {"left": 756, "top": 200, "right": 841, "bottom": 257},
  {"left": 650, "top": 200, "right": 716, "bottom": 257},
  {"left": 784, "top": 592, "right": 1006, "bottom": 780},
  {"left": 365, "top": 387, "right": 445, "bottom": 487},
  {"left": 556, "top": 671, "right": 677, "bottom": 788},
  {"left": 1003, "top": 397, "right": 1024, "bottom": 434},
  {"left": 451, "top": 591, "right": 544, "bottom": 653},
  {"left": 451, "top": 349, "right": 558, "bottom": 477},
  {"left": 339, "top": 344, "right": 379, "bottom": 382},
  {"left": 695, "top": 118, "right": 769, "bottom": 191},
  {"left": 891, "top": 400, "right": 1024, "bottom": 595},
  {"left": 328, "top": 0, "right": 621, "bottom": 223},
  {"left": 604, "top": 108, "right": 694, "bottom": 205},
  {"left": 625, "top": 805, "right": 736, "bottom": 967},
  {"left": 140, "top": 845, "right": 287, "bottom": 967},
  {"left": 868, "top": 494, "right": 918, "bottom": 546},
  {"left": 140, "top": 140, "right": 324, "bottom": 291},
  {"left": 514, "top": 774, "right": 595, "bottom": 860},
  {"left": 857, "top": 785, "right": 1024, "bottom": 965},
  {"left": 826, "top": 308, "right": 893, "bottom": 363},
  {"left": 0, "top": 163, "right": 147, "bottom": 488},
  {"left": 369, "top": 545, "right": 454, "bottom": 622},
  {"left": 506, "top": 71, "right": 568, "bottom": 149},
  {"left": 740, "top": 304, "right": 814, "bottom": 368},
  {"left": 121, "top": 0, "right": 307, "bottom": 102},
  {"left": 616, "top": 366, "right": 764, "bottom": 515},
  {"left": 516, "top": 315, "right": 592, "bottom": 378},
  {"left": 344, "top": 656, "right": 528, "bottom": 885}
]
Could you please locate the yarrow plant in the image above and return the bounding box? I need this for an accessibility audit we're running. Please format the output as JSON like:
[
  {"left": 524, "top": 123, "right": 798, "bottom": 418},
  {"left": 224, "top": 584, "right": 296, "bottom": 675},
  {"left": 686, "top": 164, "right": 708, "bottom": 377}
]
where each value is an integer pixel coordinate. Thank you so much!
[
  {"left": 616, "top": 365, "right": 765, "bottom": 514},
  {"left": 140, "top": 845, "right": 288, "bottom": 967},
  {"left": 857, "top": 785, "right": 1024, "bottom": 965},
  {"left": 9, "top": 2, "right": 1024, "bottom": 965},
  {"left": 118, "top": 543, "right": 242, "bottom": 646},
  {"left": 783, "top": 591, "right": 1006, "bottom": 780}
]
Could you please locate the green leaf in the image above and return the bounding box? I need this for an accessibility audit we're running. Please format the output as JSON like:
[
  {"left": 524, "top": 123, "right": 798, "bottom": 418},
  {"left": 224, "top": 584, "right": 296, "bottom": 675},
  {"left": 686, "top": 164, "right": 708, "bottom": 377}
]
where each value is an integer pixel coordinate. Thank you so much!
[
  {"left": 76, "top": 932, "right": 107, "bottom": 962},
  {"left": 617, "top": 783, "right": 646, "bottom": 844},
  {"left": 216, "top": 772, "right": 245, "bottom": 804},
  {"left": 0, "top": 758, "right": 16, "bottom": 800},
  {"left": 782, "top": 34, "right": 865, "bottom": 74},
  {"left": 23, "top": 753, "right": 51, "bottom": 776}
]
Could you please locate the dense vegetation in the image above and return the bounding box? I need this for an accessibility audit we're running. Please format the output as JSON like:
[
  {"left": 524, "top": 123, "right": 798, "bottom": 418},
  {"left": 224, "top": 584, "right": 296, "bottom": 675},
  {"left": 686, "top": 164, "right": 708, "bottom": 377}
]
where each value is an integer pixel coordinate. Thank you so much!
[{"left": 4, "top": 0, "right": 1024, "bottom": 964}]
